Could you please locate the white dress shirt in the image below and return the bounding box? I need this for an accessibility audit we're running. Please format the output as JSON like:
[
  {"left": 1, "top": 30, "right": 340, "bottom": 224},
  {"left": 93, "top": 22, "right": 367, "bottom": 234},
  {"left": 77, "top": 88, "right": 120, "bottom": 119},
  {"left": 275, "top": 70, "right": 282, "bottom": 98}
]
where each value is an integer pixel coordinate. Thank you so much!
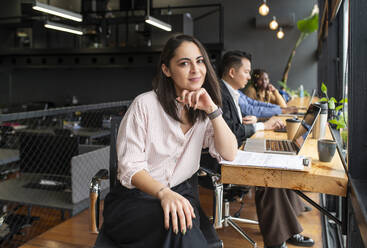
[
  {"left": 116, "top": 91, "right": 222, "bottom": 189},
  {"left": 222, "top": 80, "right": 264, "bottom": 131}
]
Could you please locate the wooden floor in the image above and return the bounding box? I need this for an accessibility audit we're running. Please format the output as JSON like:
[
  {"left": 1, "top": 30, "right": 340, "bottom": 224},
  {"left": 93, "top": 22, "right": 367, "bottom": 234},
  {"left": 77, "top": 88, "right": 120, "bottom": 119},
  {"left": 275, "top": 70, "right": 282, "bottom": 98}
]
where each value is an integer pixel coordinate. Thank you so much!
[
  {"left": 1, "top": 203, "right": 70, "bottom": 248},
  {"left": 17, "top": 187, "right": 323, "bottom": 248},
  {"left": 200, "top": 187, "right": 323, "bottom": 248}
]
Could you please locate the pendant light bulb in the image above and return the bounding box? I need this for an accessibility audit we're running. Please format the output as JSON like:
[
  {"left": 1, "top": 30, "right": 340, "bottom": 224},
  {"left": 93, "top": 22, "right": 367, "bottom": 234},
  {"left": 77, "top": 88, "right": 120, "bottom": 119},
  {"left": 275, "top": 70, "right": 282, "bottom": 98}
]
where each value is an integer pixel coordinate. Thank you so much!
[
  {"left": 269, "top": 16, "right": 278, "bottom": 30},
  {"left": 277, "top": 27, "right": 284, "bottom": 39},
  {"left": 259, "top": 0, "right": 269, "bottom": 16}
]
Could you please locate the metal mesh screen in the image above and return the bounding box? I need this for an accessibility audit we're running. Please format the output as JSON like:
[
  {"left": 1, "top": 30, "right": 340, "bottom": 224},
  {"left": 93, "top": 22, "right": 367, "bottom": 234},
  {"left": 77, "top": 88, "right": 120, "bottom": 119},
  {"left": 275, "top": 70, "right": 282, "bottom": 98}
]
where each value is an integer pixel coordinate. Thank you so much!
[{"left": 0, "top": 101, "right": 130, "bottom": 247}]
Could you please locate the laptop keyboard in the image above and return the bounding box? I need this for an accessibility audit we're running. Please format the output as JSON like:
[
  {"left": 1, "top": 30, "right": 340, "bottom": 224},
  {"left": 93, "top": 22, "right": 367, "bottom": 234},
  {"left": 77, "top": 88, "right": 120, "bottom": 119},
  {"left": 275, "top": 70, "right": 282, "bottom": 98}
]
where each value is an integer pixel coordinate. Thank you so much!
[{"left": 266, "top": 140, "right": 294, "bottom": 152}]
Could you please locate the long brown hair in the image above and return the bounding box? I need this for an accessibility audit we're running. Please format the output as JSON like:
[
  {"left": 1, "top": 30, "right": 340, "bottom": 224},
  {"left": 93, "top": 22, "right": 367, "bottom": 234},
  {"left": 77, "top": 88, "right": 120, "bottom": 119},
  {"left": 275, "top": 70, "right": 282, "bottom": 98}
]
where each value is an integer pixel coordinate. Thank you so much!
[{"left": 152, "top": 34, "right": 221, "bottom": 125}]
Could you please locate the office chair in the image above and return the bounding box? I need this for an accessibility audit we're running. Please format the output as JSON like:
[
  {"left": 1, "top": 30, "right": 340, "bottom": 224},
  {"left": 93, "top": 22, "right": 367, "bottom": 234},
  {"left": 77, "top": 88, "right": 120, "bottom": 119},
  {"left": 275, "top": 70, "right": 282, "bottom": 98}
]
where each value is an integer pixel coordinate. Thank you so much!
[
  {"left": 89, "top": 116, "right": 223, "bottom": 248},
  {"left": 199, "top": 151, "right": 259, "bottom": 248}
]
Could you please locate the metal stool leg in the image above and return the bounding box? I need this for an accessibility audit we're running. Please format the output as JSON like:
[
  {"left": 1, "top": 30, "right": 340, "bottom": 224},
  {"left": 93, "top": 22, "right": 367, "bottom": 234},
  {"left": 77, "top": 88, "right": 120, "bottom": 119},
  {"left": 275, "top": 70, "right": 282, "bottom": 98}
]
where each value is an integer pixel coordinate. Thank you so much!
[
  {"left": 220, "top": 194, "right": 258, "bottom": 247},
  {"left": 213, "top": 180, "right": 223, "bottom": 229}
]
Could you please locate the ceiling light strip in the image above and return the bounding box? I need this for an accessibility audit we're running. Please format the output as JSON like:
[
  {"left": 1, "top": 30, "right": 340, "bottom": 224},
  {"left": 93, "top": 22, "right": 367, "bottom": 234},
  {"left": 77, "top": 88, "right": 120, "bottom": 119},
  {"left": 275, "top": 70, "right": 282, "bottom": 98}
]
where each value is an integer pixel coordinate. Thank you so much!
[
  {"left": 145, "top": 16, "right": 172, "bottom": 32},
  {"left": 44, "top": 21, "right": 83, "bottom": 35},
  {"left": 33, "top": 1, "right": 82, "bottom": 22}
]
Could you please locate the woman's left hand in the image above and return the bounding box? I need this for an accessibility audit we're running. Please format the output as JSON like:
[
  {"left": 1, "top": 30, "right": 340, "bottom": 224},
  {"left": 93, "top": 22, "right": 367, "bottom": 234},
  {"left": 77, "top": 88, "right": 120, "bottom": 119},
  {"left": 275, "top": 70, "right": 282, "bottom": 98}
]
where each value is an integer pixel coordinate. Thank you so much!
[{"left": 176, "top": 88, "right": 217, "bottom": 114}]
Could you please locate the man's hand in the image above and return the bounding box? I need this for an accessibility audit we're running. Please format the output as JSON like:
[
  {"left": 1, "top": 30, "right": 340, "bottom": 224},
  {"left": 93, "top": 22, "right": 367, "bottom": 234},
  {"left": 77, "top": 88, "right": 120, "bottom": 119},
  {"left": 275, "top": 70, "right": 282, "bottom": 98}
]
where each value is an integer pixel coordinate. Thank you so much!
[
  {"left": 264, "top": 118, "right": 285, "bottom": 130},
  {"left": 281, "top": 106, "right": 298, "bottom": 114},
  {"left": 242, "top": 115, "right": 257, "bottom": 124}
]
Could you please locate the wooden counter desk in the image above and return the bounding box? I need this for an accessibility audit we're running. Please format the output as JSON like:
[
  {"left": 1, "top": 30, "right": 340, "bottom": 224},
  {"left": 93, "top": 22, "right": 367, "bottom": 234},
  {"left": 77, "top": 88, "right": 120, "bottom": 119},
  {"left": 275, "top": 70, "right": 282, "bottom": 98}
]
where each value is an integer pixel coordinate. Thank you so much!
[
  {"left": 221, "top": 124, "right": 348, "bottom": 197},
  {"left": 221, "top": 96, "right": 348, "bottom": 197}
]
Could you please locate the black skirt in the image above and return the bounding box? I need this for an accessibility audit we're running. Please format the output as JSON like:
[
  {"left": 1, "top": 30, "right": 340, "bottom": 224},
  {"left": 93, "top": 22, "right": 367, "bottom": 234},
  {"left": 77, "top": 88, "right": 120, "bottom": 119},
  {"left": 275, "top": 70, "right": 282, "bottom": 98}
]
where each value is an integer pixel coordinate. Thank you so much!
[{"left": 103, "top": 179, "right": 209, "bottom": 248}]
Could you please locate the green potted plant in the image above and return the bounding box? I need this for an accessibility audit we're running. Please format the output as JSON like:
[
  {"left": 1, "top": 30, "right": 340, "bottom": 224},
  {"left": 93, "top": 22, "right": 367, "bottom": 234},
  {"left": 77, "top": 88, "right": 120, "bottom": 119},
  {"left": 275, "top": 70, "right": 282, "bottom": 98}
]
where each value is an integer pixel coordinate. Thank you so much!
[{"left": 319, "top": 82, "right": 347, "bottom": 129}]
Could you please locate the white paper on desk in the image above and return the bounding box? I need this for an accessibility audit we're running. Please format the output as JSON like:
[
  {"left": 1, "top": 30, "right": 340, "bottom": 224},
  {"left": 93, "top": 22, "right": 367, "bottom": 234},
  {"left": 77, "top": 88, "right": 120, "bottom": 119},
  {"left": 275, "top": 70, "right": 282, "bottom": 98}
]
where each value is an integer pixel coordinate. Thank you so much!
[{"left": 220, "top": 150, "right": 305, "bottom": 171}]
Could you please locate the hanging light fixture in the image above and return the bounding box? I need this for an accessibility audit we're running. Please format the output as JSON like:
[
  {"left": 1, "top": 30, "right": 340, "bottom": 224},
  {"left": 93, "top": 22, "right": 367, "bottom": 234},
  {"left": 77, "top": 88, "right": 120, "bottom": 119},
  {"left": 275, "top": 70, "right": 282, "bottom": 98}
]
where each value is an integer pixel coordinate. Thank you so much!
[
  {"left": 277, "top": 27, "right": 284, "bottom": 39},
  {"left": 32, "top": 1, "right": 82, "bottom": 22},
  {"left": 259, "top": 0, "right": 269, "bottom": 16},
  {"left": 145, "top": 0, "right": 172, "bottom": 31},
  {"left": 44, "top": 21, "right": 83, "bottom": 35},
  {"left": 269, "top": 16, "right": 278, "bottom": 30}
]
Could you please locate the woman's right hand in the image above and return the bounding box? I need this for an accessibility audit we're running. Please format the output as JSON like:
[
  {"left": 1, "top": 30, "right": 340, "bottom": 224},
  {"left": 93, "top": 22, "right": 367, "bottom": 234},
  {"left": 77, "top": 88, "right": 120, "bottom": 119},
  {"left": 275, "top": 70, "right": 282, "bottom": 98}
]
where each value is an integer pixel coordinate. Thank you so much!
[
  {"left": 158, "top": 187, "right": 196, "bottom": 235},
  {"left": 267, "top": 83, "right": 277, "bottom": 92}
]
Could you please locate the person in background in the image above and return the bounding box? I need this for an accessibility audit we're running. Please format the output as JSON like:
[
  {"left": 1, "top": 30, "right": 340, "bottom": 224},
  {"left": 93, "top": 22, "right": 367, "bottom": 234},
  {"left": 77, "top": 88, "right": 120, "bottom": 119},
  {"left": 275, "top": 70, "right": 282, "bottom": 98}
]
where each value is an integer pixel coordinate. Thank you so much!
[
  {"left": 238, "top": 90, "right": 297, "bottom": 119},
  {"left": 219, "top": 50, "right": 314, "bottom": 248},
  {"left": 279, "top": 86, "right": 291, "bottom": 103},
  {"left": 102, "top": 35, "right": 238, "bottom": 248},
  {"left": 245, "top": 69, "right": 288, "bottom": 107}
]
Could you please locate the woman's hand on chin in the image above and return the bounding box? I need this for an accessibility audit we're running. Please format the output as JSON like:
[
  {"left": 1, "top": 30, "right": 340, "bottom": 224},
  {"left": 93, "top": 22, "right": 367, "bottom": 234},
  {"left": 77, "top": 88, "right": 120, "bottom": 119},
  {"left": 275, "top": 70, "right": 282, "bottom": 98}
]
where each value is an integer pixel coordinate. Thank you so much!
[
  {"left": 176, "top": 88, "right": 217, "bottom": 114},
  {"left": 267, "top": 84, "right": 277, "bottom": 92}
]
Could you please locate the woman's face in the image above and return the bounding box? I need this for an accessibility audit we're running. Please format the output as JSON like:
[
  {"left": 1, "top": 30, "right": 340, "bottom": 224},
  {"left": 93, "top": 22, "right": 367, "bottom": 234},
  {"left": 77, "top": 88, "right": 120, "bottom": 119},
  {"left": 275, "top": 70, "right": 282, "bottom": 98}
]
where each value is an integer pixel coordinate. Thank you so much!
[
  {"left": 162, "top": 41, "right": 207, "bottom": 96},
  {"left": 257, "top": 72, "right": 270, "bottom": 90}
]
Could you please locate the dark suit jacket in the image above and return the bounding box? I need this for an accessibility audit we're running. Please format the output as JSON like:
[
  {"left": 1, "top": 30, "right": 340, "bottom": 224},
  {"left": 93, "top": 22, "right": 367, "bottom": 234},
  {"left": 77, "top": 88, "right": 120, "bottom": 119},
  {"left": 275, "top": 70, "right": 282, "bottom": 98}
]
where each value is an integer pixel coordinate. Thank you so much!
[
  {"left": 220, "top": 81, "right": 303, "bottom": 246},
  {"left": 220, "top": 80, "right": 255, "bottom": 147}
]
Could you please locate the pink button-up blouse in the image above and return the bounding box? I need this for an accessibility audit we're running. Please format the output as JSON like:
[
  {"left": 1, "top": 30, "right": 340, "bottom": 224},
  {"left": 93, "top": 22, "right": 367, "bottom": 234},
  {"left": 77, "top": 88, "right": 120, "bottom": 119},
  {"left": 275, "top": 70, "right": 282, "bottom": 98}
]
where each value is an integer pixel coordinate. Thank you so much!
[{"left": 116, "top": 91, "right": 221, "bottom": 189}]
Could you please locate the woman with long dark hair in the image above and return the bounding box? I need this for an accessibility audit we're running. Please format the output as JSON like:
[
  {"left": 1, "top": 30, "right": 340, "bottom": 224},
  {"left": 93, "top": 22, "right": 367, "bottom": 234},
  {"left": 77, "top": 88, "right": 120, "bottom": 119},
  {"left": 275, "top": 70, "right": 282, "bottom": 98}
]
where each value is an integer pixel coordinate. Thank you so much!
[
  {"left": 102, "top": 34, "right": 237, "bottom": 247},
  {"left": 245, "top": 69, "right": 287, "bottom": 107}
]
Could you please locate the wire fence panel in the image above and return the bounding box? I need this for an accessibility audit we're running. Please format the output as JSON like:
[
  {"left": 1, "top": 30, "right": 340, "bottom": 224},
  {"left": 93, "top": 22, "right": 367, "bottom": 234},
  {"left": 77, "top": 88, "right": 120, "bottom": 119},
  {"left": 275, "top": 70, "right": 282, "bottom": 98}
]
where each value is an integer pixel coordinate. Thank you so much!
[{"left": 0, "top": 101, "right": 130, "bottom": 247}]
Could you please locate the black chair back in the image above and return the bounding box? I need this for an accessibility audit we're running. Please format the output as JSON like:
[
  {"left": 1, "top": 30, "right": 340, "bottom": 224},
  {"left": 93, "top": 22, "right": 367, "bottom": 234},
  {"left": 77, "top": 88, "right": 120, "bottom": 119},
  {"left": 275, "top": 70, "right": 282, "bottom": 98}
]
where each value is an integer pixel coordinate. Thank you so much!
[{"left": 109, "top": 116, "right": 122, "bottom": 188}]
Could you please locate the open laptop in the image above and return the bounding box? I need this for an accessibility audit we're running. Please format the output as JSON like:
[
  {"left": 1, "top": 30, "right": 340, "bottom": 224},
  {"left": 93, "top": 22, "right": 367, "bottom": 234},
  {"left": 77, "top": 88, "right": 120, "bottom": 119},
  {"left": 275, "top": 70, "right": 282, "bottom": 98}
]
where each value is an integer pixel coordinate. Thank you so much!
[
  {"left": 275, "top": 89, "right": 317, "bottom": 132},
  {"left": 244, "top": 103, "right": 321, "bottom": 155}
]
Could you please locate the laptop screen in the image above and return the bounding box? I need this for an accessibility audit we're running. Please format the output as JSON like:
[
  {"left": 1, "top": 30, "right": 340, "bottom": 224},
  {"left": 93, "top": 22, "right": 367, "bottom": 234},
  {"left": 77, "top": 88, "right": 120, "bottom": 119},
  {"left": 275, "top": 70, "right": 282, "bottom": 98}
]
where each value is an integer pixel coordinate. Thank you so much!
[
  {"left": 292, "top": 104, "right": 321, "bottom": 151},
  {"left": 307, "top": 89, "right": 316, "bottom": 107}
]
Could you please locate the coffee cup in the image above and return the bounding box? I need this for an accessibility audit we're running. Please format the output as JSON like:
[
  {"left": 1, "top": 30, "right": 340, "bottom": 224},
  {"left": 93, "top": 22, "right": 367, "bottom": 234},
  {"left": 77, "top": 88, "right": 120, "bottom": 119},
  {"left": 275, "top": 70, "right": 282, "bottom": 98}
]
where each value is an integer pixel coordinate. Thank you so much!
[
  {"left": 317, "top": 139, "right": 337, "bottom": 162},
  {"left": 286, "top": 118, "right": 301, "bottom": 140}
]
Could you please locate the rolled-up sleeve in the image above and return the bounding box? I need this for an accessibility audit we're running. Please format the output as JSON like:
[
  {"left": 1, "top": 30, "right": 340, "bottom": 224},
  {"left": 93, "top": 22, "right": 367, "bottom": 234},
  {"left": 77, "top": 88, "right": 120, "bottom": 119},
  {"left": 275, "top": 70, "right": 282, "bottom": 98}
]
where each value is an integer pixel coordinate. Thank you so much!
[
  {"left": 116, "top": 100, "right": 148, "bottom": 188},
  {"left": 202, "top": 120, "right": 222, "bottom": 162}
]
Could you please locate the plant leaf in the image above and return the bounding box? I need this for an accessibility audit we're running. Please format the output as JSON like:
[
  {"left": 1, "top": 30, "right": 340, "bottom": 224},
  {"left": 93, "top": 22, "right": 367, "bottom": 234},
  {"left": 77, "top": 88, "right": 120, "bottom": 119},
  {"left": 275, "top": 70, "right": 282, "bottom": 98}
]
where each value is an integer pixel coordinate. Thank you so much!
[
  {"left": 319, "top": 97, "right": 328, "bottom": 102},
  {"left": 339, "top": 98, "right": 348, "bottom": 104},
  {"left": 321, "top": 82, "right": 327, "bottom": 95},
  {"left": 329, "top": 118, "right": 346, "bottom": 129},
  {"left": 335, "top": 105, "right": 344, "bottom": 111},
  {"left": 329, "top": 97, "right": 337, "bottom": 103},
  {"left": 329, "top": 119, "right": 339, "bottom": 124},
  {"left": 337, "top": 123, "right": 346, "bottom": 129},
  {"left": 297, "top": 13, "right": 319, "bottom": 34},
  {"left": 278, "top": 81, "right": 286, "bottom": 88}
]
